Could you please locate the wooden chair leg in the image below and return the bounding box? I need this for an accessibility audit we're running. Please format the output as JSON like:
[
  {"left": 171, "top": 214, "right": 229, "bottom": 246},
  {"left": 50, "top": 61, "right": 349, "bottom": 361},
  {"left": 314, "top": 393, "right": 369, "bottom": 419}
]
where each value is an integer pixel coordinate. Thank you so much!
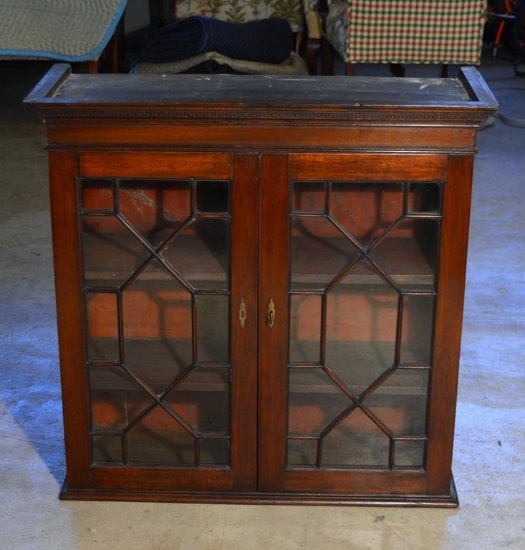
[
  {"left": 345, "top": 63, "right": 356, "bottom": 76},
  {"left": 321, "top": 38, "right": 334, "bottom": 75},
  {"left": 305, "top": 38, "right": 321, "bottom": 75},
  {"left": 294, "top": 31, "right": 304, "bottom": 54},
  {"left": 106, "top": 36, "right": 120, "bottom": 73}
]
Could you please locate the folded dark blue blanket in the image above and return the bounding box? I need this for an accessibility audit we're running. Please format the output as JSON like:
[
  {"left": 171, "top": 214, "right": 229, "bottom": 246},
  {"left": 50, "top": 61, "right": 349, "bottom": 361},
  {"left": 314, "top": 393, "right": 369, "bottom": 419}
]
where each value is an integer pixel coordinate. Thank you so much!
[{"left": 141, "top": 16, "right": 293, "bottom": 65}]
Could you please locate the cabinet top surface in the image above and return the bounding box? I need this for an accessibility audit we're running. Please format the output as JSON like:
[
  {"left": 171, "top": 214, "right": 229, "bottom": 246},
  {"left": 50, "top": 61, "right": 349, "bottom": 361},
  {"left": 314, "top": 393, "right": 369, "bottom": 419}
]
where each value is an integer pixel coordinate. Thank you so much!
[
  {"left": 46, "top": 70, "right": 470, "bottom": 105},
  {"left": 25, "top": 65, "right": 497, "bottom": 128}
]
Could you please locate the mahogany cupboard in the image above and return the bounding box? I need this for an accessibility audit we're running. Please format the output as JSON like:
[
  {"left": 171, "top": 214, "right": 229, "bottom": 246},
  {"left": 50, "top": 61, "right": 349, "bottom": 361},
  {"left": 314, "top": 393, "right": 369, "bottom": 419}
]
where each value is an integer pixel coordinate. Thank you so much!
[{"left": 26, "top": 65, "right": 496, "bottom": 506}]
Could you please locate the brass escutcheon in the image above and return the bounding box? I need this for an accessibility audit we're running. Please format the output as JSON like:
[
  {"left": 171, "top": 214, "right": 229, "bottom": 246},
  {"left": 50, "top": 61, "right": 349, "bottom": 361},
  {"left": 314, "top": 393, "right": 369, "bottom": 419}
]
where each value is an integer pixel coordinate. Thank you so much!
[
  {"left": 268, "top": 299, "right": 276, "bottom": 328},
  {"left": 239, "top": 299, "right": 247, "bottom": 328}
]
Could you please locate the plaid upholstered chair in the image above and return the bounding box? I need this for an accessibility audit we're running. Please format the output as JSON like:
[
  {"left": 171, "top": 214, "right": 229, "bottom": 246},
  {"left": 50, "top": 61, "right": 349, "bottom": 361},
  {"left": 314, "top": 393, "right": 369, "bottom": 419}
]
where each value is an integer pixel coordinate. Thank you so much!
[{"left": 308, "top": 0, "right": 487, "bottom": 76}]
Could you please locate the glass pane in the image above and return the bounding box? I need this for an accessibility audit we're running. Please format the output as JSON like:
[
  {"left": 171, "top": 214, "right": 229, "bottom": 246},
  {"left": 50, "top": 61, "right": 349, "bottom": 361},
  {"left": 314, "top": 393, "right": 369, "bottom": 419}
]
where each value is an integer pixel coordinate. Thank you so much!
[
  {"left": 400, "top": 294, "right": 435, "bottom": 365},
  {"left": 165, "top": 367, "right": 230, "bottom": 434},
  {"left": 89, "top": 365, "right": 154, "bottom": 431},
  {"left": 287, "top": 438, "right": 318, "bottom": 467},
  {"left": 83, "top": 175, "right": 233, "bottom": 469},
  {"left": 407, "top": 182, "right": 441, "bottom": 214},
  {"left": 122, "top": 259, "right": 193, "bottom": 394},
  {"left": 292, "top": 181, "right": 326, "bottom": 214},
  {"left": 197, "top": 295, "right": 229, "bottom": 363},
  {"left": 289, "top": 294, "right": 322, "bottom": 364},
  {"left": 81, "top": 179, "right": 114, "bottom": 212},
  {"left": 127, "top": 406, "right": 195, "bottom": 465},
  {"left": 394, "top": 439, "right": 426, "bottom": 468},
  {"left": 92, "top": 435, "right": 123, "bottom": 463},
  {"left": 199, "top": 438, "right": 230, "bottom": 466},
  {"left": 291, "top": 216, "right": 360, "bottom": 291},
  {"left": 82, "top": 215, "right": 149, "bottom": 289},
  {"left": 86, "top": 292, "right": 119, "bottom": 362},
  {"left": 330, "top": 182, "right": 404, "bottom": 249},
  {"left": 322, "top": 408, "right": 390, "bottom": 468},
  {"left": 363, "top": 369, "right": 429, "bottom": 437},
  {"left": 196, "top": 180, "right": 229, "bottom": 213},
  {"left": 161, "top": 217, "right": 230, "bottom": 291},
  {"left": 369, "top": 218, "right": 439, "bottom": 291},
  {"left": 118, "top": 180, "right": 192, "bottom": 248},
  {"left": 288, "top": 368, "right": 350, "bottom": 435},
  {"left": 325, "top": 260, "right": 398, "bottom": 394},
  {"left": 288, "top": 178, "right": 441, "bottom": 472}
]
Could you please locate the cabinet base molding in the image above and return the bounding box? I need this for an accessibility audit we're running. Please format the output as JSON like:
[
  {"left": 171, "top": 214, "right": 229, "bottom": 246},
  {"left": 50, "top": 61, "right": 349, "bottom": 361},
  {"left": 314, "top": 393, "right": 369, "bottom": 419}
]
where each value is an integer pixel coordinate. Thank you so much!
[{"left": 60, "top": 478, "right": 458, "bottom": 508}]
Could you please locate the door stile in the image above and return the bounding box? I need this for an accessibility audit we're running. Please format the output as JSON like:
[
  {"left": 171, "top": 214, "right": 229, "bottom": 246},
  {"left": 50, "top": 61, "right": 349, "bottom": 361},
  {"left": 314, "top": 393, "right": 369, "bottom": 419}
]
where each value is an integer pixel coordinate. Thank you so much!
[
  {"left": 258, "top": 154, "right": 290, "bottom": 492},
  {"left": 230, "top": 154, "right": 260, "bottom": 491}
]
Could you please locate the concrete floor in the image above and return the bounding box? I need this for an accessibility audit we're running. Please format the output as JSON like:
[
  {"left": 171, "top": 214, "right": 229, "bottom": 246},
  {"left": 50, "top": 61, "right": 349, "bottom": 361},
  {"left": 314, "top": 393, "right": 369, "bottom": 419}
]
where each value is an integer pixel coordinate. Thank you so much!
[{"left": 0, "top": 60, "right": 523, "bottom": 549}]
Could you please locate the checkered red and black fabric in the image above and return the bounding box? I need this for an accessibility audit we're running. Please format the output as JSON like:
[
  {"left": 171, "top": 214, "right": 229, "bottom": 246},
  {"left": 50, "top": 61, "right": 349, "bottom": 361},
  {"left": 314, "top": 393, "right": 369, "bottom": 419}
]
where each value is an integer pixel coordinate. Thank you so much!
[{"left": 344, "top": 0, "right": 486, "bottom": 65}]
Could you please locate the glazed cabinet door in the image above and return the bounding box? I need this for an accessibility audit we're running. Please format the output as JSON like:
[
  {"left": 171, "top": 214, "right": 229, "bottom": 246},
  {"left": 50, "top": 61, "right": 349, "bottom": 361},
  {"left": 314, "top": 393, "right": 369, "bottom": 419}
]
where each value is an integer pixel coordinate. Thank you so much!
[
  {"left": 259, "top": 153, "right": 471, "bottom": 499},
  {"left": 51, "top": 151, "right": 259, "bottom": 496}
]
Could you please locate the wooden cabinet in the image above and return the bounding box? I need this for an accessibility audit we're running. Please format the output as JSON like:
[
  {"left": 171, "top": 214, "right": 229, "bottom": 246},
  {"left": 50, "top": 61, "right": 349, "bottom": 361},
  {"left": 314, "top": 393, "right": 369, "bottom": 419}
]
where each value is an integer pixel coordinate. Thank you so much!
[{"left": 27, "top": 65, "right": 496, "bottom": 506}]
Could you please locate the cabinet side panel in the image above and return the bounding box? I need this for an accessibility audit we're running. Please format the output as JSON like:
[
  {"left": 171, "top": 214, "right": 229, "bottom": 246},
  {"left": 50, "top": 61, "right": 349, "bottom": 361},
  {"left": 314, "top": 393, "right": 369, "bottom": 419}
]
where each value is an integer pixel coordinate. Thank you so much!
[
  {"left": 49, "top": 151, "right": 91, "bottom": 489},
  {"left": 426, "top": 155, "right": 474, "bottom": 494}
]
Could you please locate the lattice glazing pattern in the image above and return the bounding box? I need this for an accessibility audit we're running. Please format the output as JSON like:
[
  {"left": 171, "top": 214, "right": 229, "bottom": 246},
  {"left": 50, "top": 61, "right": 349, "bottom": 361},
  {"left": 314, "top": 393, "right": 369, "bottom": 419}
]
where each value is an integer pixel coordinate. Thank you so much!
[
  {"left": 288, "top": 180, "right": 441, "bottom": 470},
  {"left": 81, "top": 178, "right": 231, "bottom": 467}
]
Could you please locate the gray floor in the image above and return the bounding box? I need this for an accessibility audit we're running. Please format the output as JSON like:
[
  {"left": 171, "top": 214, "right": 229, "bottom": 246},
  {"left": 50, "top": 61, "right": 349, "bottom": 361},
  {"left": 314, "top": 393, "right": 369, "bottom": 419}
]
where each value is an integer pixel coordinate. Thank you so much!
[{"left": 0, "top": 60, "right": 523, "bottom": 549}]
